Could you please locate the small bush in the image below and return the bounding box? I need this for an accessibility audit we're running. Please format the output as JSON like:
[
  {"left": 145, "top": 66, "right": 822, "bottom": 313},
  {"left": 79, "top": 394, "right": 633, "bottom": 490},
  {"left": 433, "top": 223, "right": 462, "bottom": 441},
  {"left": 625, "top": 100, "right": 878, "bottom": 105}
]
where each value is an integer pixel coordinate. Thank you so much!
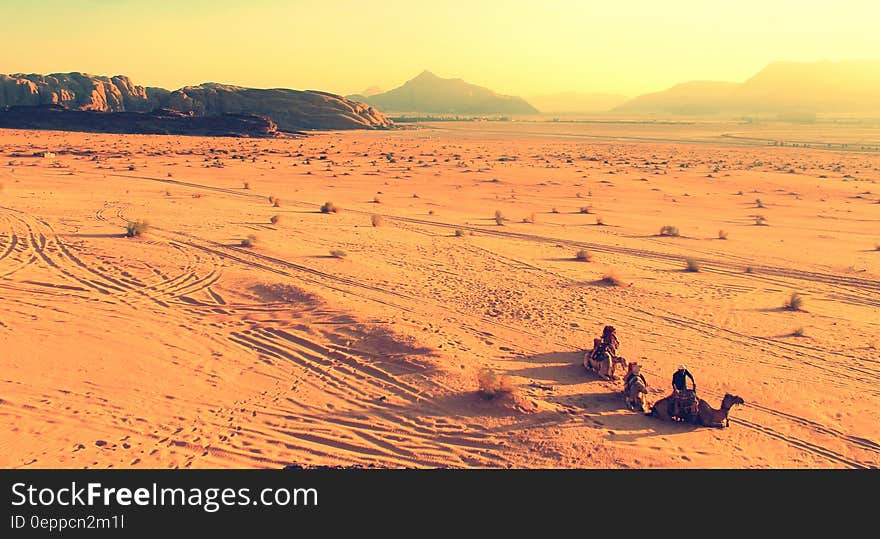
[
  {"left": 522, "top": 213, "right": 536, "bottom": 224},
  {"left": 659, "top": 225, "right": 680, "bottom": 237},
  {"left": 270, "top": 215, "right": 280, "bottom": 225},
  {"left": 551, "top": 207, "right": 559, "bottom": 214},
  {"left": 125, "top": 221, "right": 149, "bottom": 238},
  {"left": 371, "top": 214, "right": 383, "bottom": 227},
  {"left": 273, "top": 198, "right": 281, "bottom": 207},
  {"left": 477, "top": 368, "right": 514, "bottom": 399},
  {"left": 372, "top": 196, "right": 381, "bottom": 204},
  {"left": 330, "top": 249, "right": 347, "bottom": 258},
  {"left": 580, "top": 206, "right": 592, "bottom": 214},
  {"left": 745, "top": 266, "right": 754, "bottom": 274},
  {"left": 320, "top": 201, "right": 338, "bottom": 213},
  {"left": 792, "top": 327, "right": 805, "bottom": 337},
  {"left": 595, "top": 216, "right": 604, "bottom": 226},
  {"left": 494, "top": 210, "right": 504, "bottom": 226},
  {"left": 685, "top": 257, "right": 701, "bottom": 272},
  {"left": 755, "top": 215, "right": 767, "bottom": 226},
  {"left": 454, "top": 229, "right": 464, "bottom": 237},
  {"left": 718, "top": 229, "right": 728, "bottom": 240},
  {"left": 756, "top": 198, "right": 764, "bottom": 208},
  {"left": 268, "top": 196, "right": 275, "bottom": 204},
  {"left": 785, "top": 292, "right": 805, "bottom": 311},
  {"left": 243, "top": 181, "right": 250, "bottom": 189},
  {"left": 575, "top": 249, "right": 591, "bottom": 261},
  {"left": 600, "top": 272, "right": 625, "bottom": 286},
  {"left": 241, "top": 234, "right": 258, "bottom": 248}
]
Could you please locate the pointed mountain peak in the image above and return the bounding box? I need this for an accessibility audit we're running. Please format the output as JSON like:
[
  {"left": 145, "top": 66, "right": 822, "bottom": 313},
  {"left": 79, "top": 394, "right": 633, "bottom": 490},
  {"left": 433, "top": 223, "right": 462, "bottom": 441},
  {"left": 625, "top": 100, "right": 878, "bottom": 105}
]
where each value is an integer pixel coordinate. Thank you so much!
[{"left": 412, "top": 70, "right": 439, "bottom": 81}]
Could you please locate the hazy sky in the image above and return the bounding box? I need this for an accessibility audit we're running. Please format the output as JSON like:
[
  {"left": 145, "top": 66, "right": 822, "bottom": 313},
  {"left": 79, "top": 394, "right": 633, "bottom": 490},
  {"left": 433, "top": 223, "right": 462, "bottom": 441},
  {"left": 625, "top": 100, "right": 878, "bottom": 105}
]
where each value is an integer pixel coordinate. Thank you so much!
[{"left": 4, "top": 0, "right": 879, "bottom": 97}]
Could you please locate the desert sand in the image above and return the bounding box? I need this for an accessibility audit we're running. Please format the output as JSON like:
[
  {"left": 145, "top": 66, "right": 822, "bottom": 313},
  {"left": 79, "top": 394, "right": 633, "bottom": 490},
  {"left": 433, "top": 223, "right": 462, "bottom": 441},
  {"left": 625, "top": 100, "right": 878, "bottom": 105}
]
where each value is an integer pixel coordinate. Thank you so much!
[{"left": 0, "top": 121, "right": 878, "bottom": 469}]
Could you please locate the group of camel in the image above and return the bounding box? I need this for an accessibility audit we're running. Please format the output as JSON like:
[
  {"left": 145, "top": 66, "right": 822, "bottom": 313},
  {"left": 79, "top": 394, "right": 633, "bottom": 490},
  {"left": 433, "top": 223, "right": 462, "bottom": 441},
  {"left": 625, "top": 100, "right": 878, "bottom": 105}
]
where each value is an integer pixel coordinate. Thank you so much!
[{"left": 583, "top": 338, "right": 744, "bottom": 428}]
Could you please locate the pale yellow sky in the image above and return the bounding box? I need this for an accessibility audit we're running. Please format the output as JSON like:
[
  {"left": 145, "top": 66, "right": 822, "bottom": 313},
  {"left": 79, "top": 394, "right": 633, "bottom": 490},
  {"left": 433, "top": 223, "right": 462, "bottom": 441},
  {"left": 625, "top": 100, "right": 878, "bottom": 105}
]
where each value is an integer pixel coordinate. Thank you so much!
[{"left": 4, "top": 0, "right": 879, "bottom": 97}]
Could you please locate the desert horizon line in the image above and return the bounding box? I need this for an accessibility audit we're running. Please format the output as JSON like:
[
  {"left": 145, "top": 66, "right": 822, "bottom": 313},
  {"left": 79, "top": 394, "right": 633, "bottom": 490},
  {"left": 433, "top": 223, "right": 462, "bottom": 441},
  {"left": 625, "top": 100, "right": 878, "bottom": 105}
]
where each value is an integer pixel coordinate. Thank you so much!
[{"left": 6, "top": 57, "right": 880, "bottom": 105}]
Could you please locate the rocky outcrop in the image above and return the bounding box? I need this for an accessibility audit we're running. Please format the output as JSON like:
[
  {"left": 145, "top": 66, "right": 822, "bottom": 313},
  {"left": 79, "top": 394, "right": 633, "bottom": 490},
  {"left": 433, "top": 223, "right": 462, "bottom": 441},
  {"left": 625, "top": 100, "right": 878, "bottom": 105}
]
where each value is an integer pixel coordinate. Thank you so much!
[
  {"left": 0, "top": 72, "right": 392, "bottom": 131},
  {"left": 163, "top": 84, "right": 393, "bottom": 130},
  {"left": 0, "top": 73, "right": 161, "bottom": 112},
  {"left": 0, "top": 104, "right": 279, "bottom": 137}
]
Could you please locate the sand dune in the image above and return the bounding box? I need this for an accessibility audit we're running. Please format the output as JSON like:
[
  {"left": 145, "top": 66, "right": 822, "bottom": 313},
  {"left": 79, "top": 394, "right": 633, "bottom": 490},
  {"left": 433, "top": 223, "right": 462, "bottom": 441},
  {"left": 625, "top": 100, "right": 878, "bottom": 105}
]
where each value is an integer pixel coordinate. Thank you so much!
[{"left": 0, "top": 122, "right": 878, "bottom": 469}]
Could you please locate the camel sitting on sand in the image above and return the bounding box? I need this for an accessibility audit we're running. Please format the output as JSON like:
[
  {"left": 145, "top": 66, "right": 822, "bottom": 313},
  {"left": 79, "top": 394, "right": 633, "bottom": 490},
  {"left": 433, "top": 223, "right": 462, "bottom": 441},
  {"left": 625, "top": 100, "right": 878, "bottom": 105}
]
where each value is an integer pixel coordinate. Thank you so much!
[
  {"left": 584, "top": 339, "right": 627, "bottom": 380},
  {"left": 623, "top": 363, "right": 649, "bottom": 412},
  {"left": 648, "top": 393, "right": 744, "bottom": 427}
]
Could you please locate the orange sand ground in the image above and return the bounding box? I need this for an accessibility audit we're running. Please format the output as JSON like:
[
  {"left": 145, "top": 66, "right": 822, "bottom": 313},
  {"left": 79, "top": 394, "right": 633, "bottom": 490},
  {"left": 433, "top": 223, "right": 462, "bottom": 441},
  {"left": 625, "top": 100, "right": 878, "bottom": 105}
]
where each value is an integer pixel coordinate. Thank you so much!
[{"left": 0, "top": 122, "right": 878, "bottom": 469}]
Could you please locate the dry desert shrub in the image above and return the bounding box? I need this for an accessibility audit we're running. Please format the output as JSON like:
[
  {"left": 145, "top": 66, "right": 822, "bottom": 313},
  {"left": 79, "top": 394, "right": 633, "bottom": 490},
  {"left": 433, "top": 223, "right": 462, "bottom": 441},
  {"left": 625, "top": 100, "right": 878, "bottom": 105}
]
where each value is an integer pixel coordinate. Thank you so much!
[
  {"left": 792, "top": 327, "right": 805, "bottom": 337},
  {"left": 454, "top": 229, "right": 465, "bottom": 237},
  {"left": 785, "top": 292, "right": 805, "bottom": 311},
  {"left": 371, "top": 214, "right": 383, "bottom": 227},
  {"left": 329, "top": 249, "right": 347, "bottom": 258},
  {"left": 600, "top": 272, "right": 626, "bottom": 286},
  {"left": 659, "top": 225, "right": 680, "bottom": 237},
  {"left": 685, "top": 257, "right": 701, "bottom": 272},
  {"left": 522, "top": 213, "right": 536, "bottom": 224},
  {"left": 125, "top": 220, "right": 149, "bottom": 238},
  {"left": 243, "top": 181, "right": 250, "bottom": 189},
  {"left": 575, "top": 249, "right": 592, "bottom": 261},
  {"left": 551, "top": 207, "right": 559, "bottom": 214},
  {"left": 755, "top": 215, "right": 767, "bottom": 226},
  {"left": 241, "top": 234, "right": 258, "bottom": 247},
  {"left": 273, "top": 198, "right": 281, "bottom": 207},
  {"left": 595, "top": 216, "right": 604, "bottom": 226},
  {"left": 321, "top": 201, "right": 338, "bottom": 213},
  {"left": 477, "top": 368, "right": 514, "bottom": 399},
  {"left": 580, "top": 206, "right": 592, "bottom": 214},
  {"left": 270, "top": 215, "right": 281, "bottom": 225},
  {"left": 718, "top": 229, "right": 728, "bottom": 240},
  {"left": 494, "top": 210, "right": 504, "bottom": 226}
]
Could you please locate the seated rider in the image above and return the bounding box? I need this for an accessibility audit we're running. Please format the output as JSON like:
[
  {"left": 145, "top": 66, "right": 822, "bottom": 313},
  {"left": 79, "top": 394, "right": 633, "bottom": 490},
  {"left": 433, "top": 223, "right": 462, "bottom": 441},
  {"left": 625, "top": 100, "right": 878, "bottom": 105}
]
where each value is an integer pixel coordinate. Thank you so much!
[
  {"left": 587, "top": 338, "right": 604, "bottom": 368},
  {"left": 602, "top": 325, "right": 619, "bottom": 357},
  {"left": 671, "top": 364, "right": 696, "bottom": 418}
]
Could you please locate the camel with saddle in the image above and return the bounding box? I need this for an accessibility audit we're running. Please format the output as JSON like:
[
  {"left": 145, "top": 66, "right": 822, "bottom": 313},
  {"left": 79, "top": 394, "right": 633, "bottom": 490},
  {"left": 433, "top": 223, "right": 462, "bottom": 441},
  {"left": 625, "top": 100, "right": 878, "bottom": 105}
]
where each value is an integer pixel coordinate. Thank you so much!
[
  {"left": 622, "top": 362, "right": 649, "bottom": 412},
  {"left": 649, "top": 392, "right": 745, "bottom": 427},
  {"left": 584, "top": 326, "right": 627, "bottom": 380}
]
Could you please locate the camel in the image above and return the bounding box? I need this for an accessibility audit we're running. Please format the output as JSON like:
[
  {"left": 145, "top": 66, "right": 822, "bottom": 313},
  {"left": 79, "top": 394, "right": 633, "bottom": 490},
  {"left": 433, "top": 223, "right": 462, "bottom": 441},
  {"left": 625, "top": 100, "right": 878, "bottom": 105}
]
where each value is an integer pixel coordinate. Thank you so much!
[
  {"left": 648, "top": 392, "right": 744, "bottom": 427},
  {"left": 584, "top": 345, "right": 627, "bottom": 380},
  {"left": 697, "top": 394, "right": 745, "bottom": 427},
  {"left": 623, "top": 375, "right": 648, "bottom": 412}
]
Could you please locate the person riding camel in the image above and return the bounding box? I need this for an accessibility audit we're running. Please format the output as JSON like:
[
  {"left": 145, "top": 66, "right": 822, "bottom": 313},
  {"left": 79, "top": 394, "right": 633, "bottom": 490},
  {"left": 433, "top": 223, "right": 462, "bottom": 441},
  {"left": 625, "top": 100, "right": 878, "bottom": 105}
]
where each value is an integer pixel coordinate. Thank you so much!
[
  {"left": 671, "top": 364, "right": 696, "bottom": 419},
  {"left": 601, "top": 325, "right": 619, "bottom": 357},
  {"left": 586, "top": 337, "right": 604, "bottom": 370}
]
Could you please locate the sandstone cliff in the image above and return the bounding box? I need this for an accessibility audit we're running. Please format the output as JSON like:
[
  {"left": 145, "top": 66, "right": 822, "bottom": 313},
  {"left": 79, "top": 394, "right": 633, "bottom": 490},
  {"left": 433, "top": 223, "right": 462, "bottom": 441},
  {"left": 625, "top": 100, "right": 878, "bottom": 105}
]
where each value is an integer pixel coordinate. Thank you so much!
[{"left": 0, "top": 73, "right": 392, "bottom": 130}]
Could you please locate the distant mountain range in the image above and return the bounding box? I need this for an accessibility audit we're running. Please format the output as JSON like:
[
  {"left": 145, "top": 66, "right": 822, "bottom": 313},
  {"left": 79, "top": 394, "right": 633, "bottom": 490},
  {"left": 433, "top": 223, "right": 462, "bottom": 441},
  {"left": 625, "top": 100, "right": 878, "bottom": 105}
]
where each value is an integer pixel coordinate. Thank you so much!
[
  {"left": 351, "top": 71, "right": 538, "bottom": 115},
  {"left": 0, "top": 73, "right": 392, "bottom": 131},
  {"left": 613, "top": 61, "right": 880, "bottom": 117},
  {"left": 527, "top": 92, "right": 629, "bottom": 114}
]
